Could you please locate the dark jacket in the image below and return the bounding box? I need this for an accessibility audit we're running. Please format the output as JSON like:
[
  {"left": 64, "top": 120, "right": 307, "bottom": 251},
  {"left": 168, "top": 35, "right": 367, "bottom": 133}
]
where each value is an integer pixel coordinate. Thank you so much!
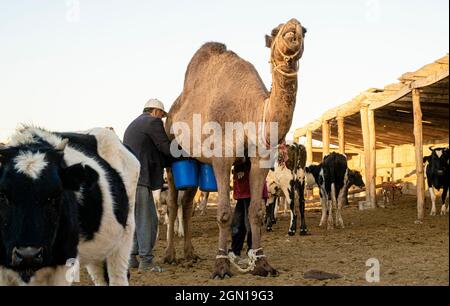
[{"left": 123, "top": 113, "right": 173, "bottom": 190}]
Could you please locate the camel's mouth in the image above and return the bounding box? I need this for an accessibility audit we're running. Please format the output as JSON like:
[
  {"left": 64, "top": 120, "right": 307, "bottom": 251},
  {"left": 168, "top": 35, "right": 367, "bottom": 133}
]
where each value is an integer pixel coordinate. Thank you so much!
[{"left": 280, "top": 20, "right": 303, "bottom": 50}]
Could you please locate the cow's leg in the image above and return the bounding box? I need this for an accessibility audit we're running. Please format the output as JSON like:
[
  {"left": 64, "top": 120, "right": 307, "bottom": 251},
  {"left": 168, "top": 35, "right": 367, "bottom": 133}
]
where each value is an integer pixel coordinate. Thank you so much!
[
  {"left": 283, "top": 196, "right": 289, "bottom": 216},
  {"left": 319, "top": 190, "right": 327, "bottom": 227},
  {"left": 429, "top": 187, "right": 437, "bottom": 216},
  {"left": 336, "top": 186, "right": 346, "bottom": 229},
  {"left": 46, "top": 265, "right": 73, "bottom": 286},
  {"left": 176, "top": 204, "right": 184, "bottom": 237},
  {"left": 265, "top": 197, "right": 275, "bottom": 232},
  {"left": 297, "top": 179, "right": 308, "bottom": 235},
  {"left": 199, "top": 192, "right": 209, "bottom": 216},
  {"left": 211, "top": 159, "right": 233, "bottom": 279},
  {"left": 164, "top": 169, "right": 179, "bottom": 264},
  {"left": 273, "top": 197, "right": 279, "bottom": 223},
  {"left": 440, "top": 187, "right": 448, "bottom": 216},
  {"left": 182, "top": 187, "right": 199, "bottom": 262},
  {"left": 327, "top": 183, "right": 335, "bottom": 230},
  {"left": 106, "top": 247, "right": 131, "bottom": 285},
  {"left": 283, "top": 183, "right": 296, "bottom": 236},
  {"left": 86, "top": 262, "right": 108, "bottom": 286},
  {"left": 248, "top": 161, "right": 277, "bottom": 277}
]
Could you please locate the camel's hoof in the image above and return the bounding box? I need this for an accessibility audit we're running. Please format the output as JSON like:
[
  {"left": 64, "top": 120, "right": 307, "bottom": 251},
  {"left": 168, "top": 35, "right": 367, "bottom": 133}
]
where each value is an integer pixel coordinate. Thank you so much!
[
  {"left": 185, "top": 253, "right": 201, "bottom": 263},
  {"left": 251, "top": 257, "right": 278, "bottom": 277},
  {"left": 163, "top": 251, "right": 177, "bottom": 264},
  {"left": 211, "top": 258, "right": 233, "bottom": 280}
]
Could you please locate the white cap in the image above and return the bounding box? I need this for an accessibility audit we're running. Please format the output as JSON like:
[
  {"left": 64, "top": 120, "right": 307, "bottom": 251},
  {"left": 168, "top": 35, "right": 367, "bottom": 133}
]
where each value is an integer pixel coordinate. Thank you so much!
[{"left": 144, "top": 98, "right": 167, "bottom": 115}]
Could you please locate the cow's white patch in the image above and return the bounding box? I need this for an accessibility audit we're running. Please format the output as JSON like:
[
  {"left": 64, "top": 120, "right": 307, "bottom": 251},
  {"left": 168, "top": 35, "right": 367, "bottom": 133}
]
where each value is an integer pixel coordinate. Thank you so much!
[
  {"left": 14, "top": 151, "right": 47, "bottom": 180},
  {"left": 436, "top": 150, "right": 443, "bottom": 158}
]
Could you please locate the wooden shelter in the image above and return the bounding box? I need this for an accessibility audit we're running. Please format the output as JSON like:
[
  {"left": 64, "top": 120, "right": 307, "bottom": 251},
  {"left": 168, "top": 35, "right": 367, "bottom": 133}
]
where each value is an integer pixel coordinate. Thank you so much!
[{"left": 294, "top": 55, "right": 449, "bottom": 222}]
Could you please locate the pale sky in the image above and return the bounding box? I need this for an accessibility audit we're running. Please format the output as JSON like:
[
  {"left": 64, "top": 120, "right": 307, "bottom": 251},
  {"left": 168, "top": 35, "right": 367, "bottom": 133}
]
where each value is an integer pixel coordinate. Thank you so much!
[{"left": 0, "top": 0, "right": 448, "bottom": 143}]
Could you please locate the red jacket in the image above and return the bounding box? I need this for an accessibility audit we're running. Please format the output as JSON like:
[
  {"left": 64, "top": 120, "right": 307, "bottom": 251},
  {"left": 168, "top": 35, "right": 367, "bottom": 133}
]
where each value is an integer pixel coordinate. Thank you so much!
[{"left": 233, "top": 161, "right": 268, "bottom": 200}]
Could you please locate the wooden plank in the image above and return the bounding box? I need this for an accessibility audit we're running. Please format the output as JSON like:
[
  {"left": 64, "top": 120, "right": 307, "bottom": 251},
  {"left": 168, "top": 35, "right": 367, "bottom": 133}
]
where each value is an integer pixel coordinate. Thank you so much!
[
  {"left": 413, "top": 89, "right": 425, "bottom": 222},
  {"left": 368, "top": 109, "right": 377, "bottom": 208},
  {"left": 360, "top": 106, "right": 372, "bottom": 204},
  {"left": 337, "top": 117, "right": 345, "bottom": 154},
  {"left": 306, "top": 129, "right": 313, "bottom": 165},
  {"left": 370, "top": 73, "right": 449, "bottom": 111},
  {"left": 322, "top": 121, "right": 330, "bottom": 158}
]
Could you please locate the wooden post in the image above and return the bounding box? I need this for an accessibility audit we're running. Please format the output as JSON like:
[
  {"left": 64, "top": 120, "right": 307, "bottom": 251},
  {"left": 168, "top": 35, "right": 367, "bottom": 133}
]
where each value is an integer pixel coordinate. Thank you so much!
[
  {"left": 322, "top": 121, "right": 330, "bottom": 159},
  {"left": 337, "top": 117, "right": 345, "bottom": 155},
  {"left": 360, "top": 105, "right": 372, "bottom": 205},
  {"left": 306, "top": 129, "right": 313, "bottom": 165},
  {"left": 368, "top": 109, "right": 377, "bottom": 208},
  {"left": 413, "top": 89, "right": 425, "bottom": 222}
]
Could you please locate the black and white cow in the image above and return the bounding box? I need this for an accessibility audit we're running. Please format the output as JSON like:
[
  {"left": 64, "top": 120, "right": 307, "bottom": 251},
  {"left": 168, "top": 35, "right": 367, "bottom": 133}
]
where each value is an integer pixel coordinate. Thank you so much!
[
  {"left": 0, "top": 127, "right": 140, "bottom": 285},
  {"left": 266, "top": 144, "right": 307, "bottom": 236},
  {"left": 424, "top": 147, "right": 449, "bottom": 216},
  {"left": 305, "top": 152, "right": 364, "bottom": 230}
]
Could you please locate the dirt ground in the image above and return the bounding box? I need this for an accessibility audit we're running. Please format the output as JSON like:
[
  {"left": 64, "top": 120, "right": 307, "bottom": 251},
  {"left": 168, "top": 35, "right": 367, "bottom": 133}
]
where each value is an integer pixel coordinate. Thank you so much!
[{"left": 79, "top": 195, "right": 449, "bottom": 286}]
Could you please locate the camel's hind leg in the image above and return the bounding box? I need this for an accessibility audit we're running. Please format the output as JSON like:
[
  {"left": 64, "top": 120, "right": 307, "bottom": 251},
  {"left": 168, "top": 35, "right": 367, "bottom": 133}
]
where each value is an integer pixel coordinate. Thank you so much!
[{"left": 164, "top": 168, "right": 179, "bottom": 264}]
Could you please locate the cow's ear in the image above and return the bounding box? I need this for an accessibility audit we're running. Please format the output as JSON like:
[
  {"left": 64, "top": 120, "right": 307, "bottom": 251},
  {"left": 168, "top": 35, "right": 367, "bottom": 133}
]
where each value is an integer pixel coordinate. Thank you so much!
[
  {"left": 423, "top": 156, "right": 430, "bottom": 164},
  {"left": 60, "top": 164, "right": 99, "bottom": 191}
]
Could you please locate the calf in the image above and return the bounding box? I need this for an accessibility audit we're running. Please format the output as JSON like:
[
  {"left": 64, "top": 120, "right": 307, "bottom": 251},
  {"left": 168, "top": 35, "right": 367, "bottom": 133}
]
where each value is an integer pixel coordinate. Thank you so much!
[
  {"left": 266, "top": 144, "right": 307, "bottom": 236},
  {"left": 0, "top": 127, "right": 140, "bottom": 285},
  {"left": 305, "top": 153, "right": 363, "bottom": 229},
  {"left": 381, "top": 181, "right": 403, "bottom": 205},
  {"left": 424, "top": 147, "right": 449, "bottom": 216}
]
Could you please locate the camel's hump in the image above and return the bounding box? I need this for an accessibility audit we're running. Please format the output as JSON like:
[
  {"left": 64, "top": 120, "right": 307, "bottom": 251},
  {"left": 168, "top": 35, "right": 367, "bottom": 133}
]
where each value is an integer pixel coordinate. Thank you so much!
[{"left": 198, "top": 42, "right": 228, "bottom": 54}]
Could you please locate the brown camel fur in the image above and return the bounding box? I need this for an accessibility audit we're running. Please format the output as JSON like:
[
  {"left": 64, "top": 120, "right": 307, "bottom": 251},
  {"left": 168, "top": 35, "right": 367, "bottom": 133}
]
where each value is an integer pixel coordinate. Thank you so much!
[{"left": 164, "top": 18, "right": 306, "bottom": 279}]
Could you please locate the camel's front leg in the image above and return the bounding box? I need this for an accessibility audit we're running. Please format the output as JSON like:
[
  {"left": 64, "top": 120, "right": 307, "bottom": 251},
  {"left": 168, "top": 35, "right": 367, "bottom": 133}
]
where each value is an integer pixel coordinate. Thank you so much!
[
  {"left": 211, "top": 159, "right": 233, "bottom": 279},
  {"left": 181, "top": 187, "right": 200, "bottom": 262},
  {"left": 248, "top": 161, "right": 278, "bottom": 277},
  {"left": 164, "top": 169, "right": 179, "bottom": 264}
]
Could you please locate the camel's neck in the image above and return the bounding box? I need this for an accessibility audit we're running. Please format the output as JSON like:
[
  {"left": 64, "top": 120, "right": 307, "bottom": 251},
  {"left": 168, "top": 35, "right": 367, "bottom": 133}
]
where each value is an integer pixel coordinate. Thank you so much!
[{"left": 265, "top": 68, "right": 298, "bottom": 144}]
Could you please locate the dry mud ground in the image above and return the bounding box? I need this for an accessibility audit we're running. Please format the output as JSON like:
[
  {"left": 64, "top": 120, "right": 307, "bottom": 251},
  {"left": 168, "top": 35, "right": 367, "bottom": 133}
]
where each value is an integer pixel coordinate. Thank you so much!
[{"left": 80, "top": 195, "right": 448, "bottom": 286}]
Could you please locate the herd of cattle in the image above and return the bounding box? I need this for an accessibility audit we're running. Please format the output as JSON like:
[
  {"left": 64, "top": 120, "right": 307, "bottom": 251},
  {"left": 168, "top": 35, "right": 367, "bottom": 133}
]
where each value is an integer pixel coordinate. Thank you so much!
[{"left": 0, "top": 126, "right": 448, "bottom": 285}]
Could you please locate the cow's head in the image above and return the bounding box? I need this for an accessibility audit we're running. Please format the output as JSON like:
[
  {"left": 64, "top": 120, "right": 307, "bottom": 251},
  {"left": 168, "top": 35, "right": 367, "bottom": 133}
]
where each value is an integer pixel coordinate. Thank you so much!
[
  {"left": 347, "top": 170, "right": 365, "bottom": 188},
  {"left": 423, "top": 147, "right": 449, "bottom": 176},
  {"left": 0, "top": 141, "right": 98, "bottom": 274},
  {"left": 305, "top": 164, "right": 323, "bottom": 187}
]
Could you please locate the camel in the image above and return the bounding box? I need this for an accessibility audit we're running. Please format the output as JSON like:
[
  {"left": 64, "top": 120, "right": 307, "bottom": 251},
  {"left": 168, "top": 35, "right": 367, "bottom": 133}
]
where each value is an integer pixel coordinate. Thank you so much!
[{"left": 164, "top": 18, "right": 306, "bottom": 278}]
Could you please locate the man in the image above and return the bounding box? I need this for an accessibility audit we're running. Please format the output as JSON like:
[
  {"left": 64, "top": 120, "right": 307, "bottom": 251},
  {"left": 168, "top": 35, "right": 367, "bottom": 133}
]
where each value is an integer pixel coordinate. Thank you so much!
[{"left": 123, "top": 98, "right": 173, "bottom": 272}]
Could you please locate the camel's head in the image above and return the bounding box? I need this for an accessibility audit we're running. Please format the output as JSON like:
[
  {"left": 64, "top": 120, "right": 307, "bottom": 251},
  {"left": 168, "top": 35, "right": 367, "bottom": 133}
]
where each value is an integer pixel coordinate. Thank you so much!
[{"left": 265, "top": 18, "right": 306, "bottom": 67}]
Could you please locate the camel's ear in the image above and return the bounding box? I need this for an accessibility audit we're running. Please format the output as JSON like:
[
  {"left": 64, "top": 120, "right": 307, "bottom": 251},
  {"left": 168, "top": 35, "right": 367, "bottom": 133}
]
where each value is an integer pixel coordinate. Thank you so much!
[
  {"left": 265, "top": 24, "right": 282, "bottom": 48},
  {"left": 265, "top": 35, "right": 273, "bottom": 48},
  {"left": 302, "top": 26, "right": 307, "bottom": 38}
]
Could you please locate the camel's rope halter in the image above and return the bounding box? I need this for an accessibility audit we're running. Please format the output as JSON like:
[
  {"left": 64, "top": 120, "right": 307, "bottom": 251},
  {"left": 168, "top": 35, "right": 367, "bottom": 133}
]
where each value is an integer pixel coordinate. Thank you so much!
[
  {"left": 216, "top": 248, "right": 266, "bottom": 273},
  {"left": 270, "top": 22, "right": 302, "bottom": 78}
]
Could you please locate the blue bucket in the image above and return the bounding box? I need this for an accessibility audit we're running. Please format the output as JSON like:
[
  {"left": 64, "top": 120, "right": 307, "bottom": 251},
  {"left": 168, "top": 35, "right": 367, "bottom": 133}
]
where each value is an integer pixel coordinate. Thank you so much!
[
  {"left": 172, "top": 160, "right": 199, "bottom": 190},
  {"left": 199, "top": 163, "right": 218, "bottom": 192}
]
